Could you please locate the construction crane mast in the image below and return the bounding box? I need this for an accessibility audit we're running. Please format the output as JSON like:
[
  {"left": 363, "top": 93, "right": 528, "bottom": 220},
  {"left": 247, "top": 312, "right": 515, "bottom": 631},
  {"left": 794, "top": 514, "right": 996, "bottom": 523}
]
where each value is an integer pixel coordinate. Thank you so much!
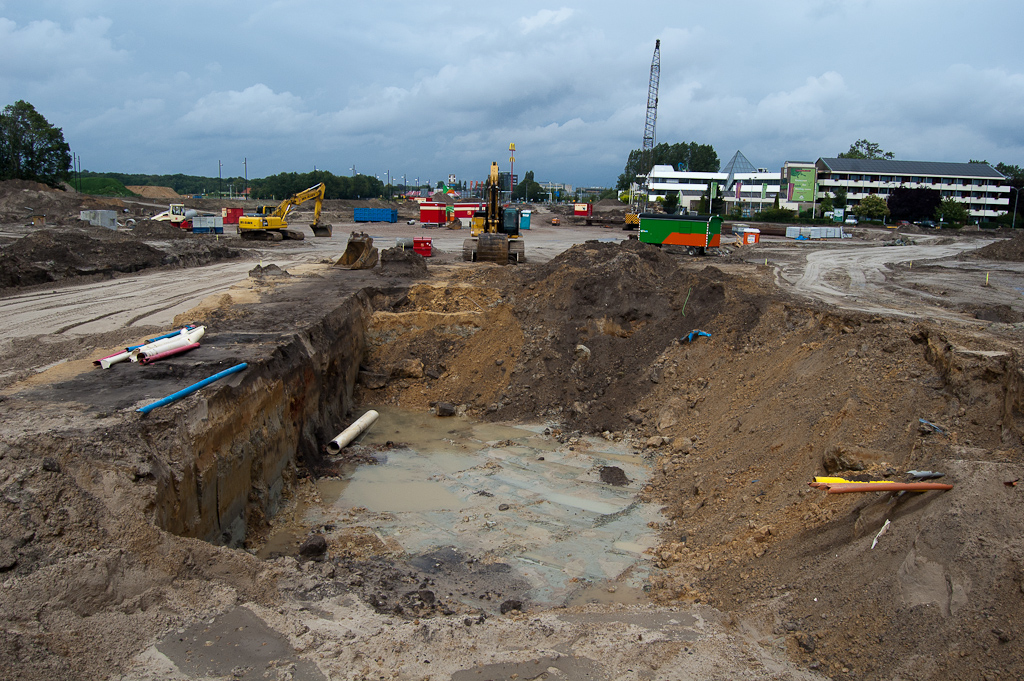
[
  {"left": 626, "top": 39, "right": 661, "bottom": 228},
  {"left": 640, "top": 39, "right": 661, "bottom": 189}
]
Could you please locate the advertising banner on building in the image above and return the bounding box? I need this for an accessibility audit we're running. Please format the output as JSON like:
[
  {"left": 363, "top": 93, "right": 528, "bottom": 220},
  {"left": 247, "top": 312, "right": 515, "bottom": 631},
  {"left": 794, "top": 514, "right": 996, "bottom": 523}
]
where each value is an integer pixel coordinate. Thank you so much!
[{"left": 787, "top": 167, "right": 817, "bottom": 202}]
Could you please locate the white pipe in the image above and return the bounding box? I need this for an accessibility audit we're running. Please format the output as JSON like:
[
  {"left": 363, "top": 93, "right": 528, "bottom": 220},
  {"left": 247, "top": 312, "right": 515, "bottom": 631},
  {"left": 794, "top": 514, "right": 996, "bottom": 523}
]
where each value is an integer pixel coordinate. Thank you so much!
[
  {"left": 130, "top": 326, "right": 205, "bottom": 362},
  {"left": 326, "top": 410, "right": 379, "bottom": 454},
  {"left": 100, "top": 351, "right": 131, "bottom": 370}
]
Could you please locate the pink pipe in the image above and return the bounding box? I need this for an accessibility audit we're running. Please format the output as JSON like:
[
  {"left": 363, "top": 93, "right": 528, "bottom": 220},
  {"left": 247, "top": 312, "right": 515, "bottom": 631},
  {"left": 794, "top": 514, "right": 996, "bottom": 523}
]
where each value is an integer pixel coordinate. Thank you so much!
[{"left": 138, "top": 342, "right": 201, "bottom": 365}]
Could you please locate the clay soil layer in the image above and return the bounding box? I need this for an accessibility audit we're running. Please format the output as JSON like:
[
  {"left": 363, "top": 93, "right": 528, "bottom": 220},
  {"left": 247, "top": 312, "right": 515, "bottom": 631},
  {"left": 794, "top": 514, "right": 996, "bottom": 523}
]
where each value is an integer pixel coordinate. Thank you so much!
[{"left": 2, "top": 178, "right": 1024, "bottom": 680}]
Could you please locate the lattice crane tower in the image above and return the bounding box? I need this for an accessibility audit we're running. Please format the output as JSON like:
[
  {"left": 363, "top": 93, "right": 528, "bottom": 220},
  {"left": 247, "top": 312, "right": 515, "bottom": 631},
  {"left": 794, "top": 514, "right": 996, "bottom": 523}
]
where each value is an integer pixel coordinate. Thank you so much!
[{"left": 640, "top": 39, "right": 661, "bottom": 184}]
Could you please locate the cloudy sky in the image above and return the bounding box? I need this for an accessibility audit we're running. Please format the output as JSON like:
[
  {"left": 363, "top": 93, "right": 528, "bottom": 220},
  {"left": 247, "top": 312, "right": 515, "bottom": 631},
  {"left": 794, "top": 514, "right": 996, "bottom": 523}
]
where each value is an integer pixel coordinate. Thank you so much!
[{"left": 1, "top": 1, "right": 1022, "bottom": 188}]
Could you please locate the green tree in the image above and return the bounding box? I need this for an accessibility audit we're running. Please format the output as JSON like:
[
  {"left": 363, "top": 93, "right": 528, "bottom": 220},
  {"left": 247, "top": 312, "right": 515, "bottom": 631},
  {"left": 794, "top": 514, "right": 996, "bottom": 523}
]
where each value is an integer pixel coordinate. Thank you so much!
[
  {"left": 819, "top": 195, "right": 834, "bottom": 215},
  {"left": 616, "top": 141, "right": 720, "bottom": 190},
  {"left": 935, "top": 198, "right": 971, "bottom": 225},
  {"left": 838, "top": 139, "right": 895, "bottom": 160},
  {"left": 996, "top": 162, "right": 1024, "bottom": 182},
  {"left": 832, "top": 186, "right": 848, "bottom": 208},
  {"left": 852, "top": 194, "right": 890, "bottom": 221},
  {"left": 0, "top": 100, "right": 72, "bottom": 188},
  {"left": 662, "top": 191, "right": 680, "bottom": 214},
  {"left": 887, "top": 187, "right": 940, "bottom": 222},
  {"left": 513, "top": 170, "right": 544, "bottom": 202}
]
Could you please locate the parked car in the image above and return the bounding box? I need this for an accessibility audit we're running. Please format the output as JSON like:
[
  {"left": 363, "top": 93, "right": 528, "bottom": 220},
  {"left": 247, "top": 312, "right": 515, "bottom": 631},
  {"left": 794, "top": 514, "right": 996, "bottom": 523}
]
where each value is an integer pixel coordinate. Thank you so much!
[
  {"left": 845, "top": 216, "right": 858, "bottom": 225},
  {"left": 918, "top": 220, "right": 938, "bottom": 228},
  {"left": 896, "top": 220, "right": 911, "bottom": 227}
]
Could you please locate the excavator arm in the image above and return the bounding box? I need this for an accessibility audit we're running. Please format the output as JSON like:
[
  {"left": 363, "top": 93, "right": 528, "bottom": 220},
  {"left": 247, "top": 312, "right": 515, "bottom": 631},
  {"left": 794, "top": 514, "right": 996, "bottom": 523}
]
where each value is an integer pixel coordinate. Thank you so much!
[
  {"left": 238, "top": 182, "right": 332, "bottom": 240},
  {"left": 272, "top": 183, "right": 325, "bottom": 221}
]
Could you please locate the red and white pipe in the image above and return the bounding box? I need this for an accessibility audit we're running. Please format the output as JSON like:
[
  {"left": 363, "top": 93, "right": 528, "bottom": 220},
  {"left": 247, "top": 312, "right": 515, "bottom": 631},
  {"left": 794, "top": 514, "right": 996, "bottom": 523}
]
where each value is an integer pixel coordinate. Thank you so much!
[{"left": 138, "top": 342, "right": 201, "bottom": 365}]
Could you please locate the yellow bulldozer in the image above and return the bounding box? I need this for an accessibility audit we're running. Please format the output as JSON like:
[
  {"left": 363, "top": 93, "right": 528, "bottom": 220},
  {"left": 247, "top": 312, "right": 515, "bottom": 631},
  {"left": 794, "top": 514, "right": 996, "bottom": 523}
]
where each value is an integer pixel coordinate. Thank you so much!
[
  {"left": 238, "top": 183, "right": 333, "bottom": 241},
  {"left": 462, "top": 162, "right": 525, "bottom": 264}
]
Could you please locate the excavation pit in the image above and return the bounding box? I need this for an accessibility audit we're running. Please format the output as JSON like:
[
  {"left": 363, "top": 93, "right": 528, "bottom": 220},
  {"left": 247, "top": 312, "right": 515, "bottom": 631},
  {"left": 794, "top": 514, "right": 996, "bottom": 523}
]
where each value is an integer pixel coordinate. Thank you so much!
[{"left": 259, "top": 406, "right": 662, "bottom": 611}]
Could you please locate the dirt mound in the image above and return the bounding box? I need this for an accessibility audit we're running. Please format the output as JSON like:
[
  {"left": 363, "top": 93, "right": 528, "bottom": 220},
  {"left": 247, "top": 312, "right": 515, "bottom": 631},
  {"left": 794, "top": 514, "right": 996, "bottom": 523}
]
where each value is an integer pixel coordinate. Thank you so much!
[
  {"left": 0, "top": 180, "right": 125, "bottom": 222},
  {"left": 360, "top": 240, "right": 775, "bottom": 432},
  {"left": 0, "top": 228, "right": 169, "bottom": 288},
  {"left": 0, "top": 179, "right": 58, "bottom": 195},
  {"left": 377, "top": 246, "right": 429, "bottom": 277},
  {"left": 125, "top": 185, "right": 180, "bottom": 199},
  {"left": 0, "top": 226, "right": 244, "bottom": 290},
  {"left": 354, "top": 238, "right": 1024, "bottom": 678},
  {"left": 129, "top": 219, "right": 191, "bottom": 239},
  {"left": 969, "top": 231, "right": 1024, "bottom": 261}
]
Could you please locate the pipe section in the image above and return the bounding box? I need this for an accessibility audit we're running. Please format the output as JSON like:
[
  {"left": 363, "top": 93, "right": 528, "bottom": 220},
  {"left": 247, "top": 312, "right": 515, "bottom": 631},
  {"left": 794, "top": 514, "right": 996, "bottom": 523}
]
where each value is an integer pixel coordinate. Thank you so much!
[
  {"left": 138, "top": 342, "right": 201, "bottom": 365},
  {"left": 130, "top": 326, "right": 205, "bottom": 362},
  {"left": 96, "top": 350, "right": 131, "bottom": 369},
  {"left": 136, "top": 362, "right": 247, "bottom": 415},
  {"left": 145, "top": 325, "right": 197, "bottom": 344},
  {"left": 326, "top": 410, "right": 379, "bottom": 453}
]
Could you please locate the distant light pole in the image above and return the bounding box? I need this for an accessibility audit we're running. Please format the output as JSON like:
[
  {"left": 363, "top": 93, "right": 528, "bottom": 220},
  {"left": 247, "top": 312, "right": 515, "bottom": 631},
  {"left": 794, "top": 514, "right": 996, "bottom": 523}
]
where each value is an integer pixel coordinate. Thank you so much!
[
  {"left": 218, "top": 160, "right": 222, "bottom": 197},
  {"left": 1012, "top": 187, "right": 1022, "bottom": 229}
]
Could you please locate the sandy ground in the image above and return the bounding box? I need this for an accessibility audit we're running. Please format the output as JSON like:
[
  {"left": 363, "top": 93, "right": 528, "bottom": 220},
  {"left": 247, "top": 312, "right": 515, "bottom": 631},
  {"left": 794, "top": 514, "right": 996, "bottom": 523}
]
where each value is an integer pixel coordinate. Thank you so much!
[{"left": 2, "top": 181, "right": 1024, "bottom": 680}]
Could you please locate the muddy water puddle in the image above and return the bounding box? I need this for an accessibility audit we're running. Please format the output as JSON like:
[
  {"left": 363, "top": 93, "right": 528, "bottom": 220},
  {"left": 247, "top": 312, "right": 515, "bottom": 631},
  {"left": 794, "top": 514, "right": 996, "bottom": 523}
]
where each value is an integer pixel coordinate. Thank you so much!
[{"left": 265, "top": 406, "right": 662, "bottom": 608}]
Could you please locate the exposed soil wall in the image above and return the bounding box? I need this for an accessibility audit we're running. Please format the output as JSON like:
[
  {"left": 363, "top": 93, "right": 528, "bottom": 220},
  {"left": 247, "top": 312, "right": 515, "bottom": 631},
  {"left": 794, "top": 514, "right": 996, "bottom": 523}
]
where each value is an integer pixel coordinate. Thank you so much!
[{"left": 153, "top": 291, "right": 372, "bottom": 545}]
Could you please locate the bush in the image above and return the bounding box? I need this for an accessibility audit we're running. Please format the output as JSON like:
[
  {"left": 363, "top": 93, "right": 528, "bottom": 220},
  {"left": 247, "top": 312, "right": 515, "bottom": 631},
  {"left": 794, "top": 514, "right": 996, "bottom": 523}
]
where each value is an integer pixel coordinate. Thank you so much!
[
  {"left": 74, "top": 177, "right": 137, "bottom": 196},
  {"left": 754, "top": 207, "right": 798, "bottom": 222}
]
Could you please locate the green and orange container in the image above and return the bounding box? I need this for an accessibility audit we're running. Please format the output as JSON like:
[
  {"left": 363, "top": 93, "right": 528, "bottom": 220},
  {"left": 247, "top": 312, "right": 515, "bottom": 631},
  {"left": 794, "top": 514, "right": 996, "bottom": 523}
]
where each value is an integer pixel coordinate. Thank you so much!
[{"left": 638, "top": 213, "right": 722, "bottom": 255}]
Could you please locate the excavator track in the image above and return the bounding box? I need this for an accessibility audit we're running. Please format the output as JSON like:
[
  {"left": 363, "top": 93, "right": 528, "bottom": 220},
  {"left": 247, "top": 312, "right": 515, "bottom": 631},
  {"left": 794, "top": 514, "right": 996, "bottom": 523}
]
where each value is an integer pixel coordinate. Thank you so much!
[
  {"left": 476, "top": 233, "right": 509, "bottom": 263},
  {"left": 240, "top": 230, "right": 284, "bottom": 242},
  {"left": 508, "top": 239, "right": 525, "bottom": 264}
]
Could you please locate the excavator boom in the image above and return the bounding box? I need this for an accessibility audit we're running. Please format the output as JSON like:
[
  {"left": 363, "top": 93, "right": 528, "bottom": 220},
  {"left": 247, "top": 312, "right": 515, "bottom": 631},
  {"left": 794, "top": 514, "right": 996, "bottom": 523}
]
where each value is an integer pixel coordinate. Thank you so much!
[{"left": 238, "top": 182, "right": 332, "bottom": 240}]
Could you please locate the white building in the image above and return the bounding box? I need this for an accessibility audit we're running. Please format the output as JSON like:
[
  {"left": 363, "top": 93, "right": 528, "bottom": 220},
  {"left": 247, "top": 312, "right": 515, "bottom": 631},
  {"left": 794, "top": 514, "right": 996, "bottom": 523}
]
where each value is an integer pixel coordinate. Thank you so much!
[
  {"left": 815, "top": 158, "right": 1009, "bottom": 219},
  {"left": 645, "top": 165, "right": 781, "bottom": 216}
]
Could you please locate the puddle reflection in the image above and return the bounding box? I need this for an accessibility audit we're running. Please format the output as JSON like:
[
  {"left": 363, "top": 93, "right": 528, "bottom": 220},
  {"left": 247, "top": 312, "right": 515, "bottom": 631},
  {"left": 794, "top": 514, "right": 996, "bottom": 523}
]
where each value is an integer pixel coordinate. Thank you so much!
[{"left": 263, "top": 405, "right": 662, "bottom": 607}]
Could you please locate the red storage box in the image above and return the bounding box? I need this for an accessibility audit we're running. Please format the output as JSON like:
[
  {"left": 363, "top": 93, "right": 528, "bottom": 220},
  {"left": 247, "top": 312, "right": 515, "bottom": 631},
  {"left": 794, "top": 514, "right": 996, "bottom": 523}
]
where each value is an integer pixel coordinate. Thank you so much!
[{"left": 413, "top": 237, "right": 432, "bottom": 257}]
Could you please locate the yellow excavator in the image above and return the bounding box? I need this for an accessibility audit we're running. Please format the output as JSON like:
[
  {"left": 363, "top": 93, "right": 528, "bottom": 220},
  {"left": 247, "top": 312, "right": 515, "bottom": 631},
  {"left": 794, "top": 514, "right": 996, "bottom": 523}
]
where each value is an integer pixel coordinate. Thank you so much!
[
  {"left": 462, "top": 162, "right": 525, "bottom": 263},
  {"left": 238, "top": 183, "right": 333, "bottom": 241}
]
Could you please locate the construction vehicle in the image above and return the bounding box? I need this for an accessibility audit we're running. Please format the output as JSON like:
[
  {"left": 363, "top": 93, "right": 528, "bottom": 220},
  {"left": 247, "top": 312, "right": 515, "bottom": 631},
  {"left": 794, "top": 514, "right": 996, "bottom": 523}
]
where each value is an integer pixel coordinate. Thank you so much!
[
  {"left": 153, "top": 204, "right": 197, "bottom": 230},
  {"left": 237, "top": 183, "right": 333, "bottom": 241},
  {"left": 462, "top": 162, "right": 525, "bottom": 264},
  {"left": 625, "top": 39, "right": 661, "bottom": 230}
]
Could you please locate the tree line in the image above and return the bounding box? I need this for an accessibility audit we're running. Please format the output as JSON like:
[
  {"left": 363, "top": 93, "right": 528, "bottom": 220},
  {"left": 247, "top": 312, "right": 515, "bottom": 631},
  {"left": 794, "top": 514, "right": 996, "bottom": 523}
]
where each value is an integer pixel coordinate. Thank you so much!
[
  {"left": 616, "top": 141, "right": 720, "bottom": 190},
  {"left": 0, "top": 100, "right": 71, "bottom": 188}
]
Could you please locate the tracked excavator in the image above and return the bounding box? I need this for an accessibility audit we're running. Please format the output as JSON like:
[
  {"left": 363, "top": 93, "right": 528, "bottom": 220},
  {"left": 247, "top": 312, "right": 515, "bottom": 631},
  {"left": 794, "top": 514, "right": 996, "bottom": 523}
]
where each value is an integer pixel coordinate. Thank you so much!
[
  {"left": 238, "top": 183, "right": 333, "bottom": 241},
  {"left": 462, "top": 162, "right": 525, "bottom": 264}
]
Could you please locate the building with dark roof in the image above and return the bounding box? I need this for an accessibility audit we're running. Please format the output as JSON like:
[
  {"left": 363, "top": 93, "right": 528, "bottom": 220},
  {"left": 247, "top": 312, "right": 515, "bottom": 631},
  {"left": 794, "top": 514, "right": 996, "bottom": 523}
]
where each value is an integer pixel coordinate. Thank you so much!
[{"left": 814, "top": 158, "right": 1009, "bottom": 220}]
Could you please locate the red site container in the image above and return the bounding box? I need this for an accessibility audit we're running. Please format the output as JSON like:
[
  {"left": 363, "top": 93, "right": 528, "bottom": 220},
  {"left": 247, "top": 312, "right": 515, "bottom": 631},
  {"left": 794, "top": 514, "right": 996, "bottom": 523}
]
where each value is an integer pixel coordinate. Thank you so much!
[
  {"left": 454, "top": 202, "right": 483, "bottom": 220},
  {"left": 221, "top": 207, "right": 243, "bottom": 224},
  {"left": 413, "top": 237, "right": 432, "bottom": 257},
  {"left": 573, "top": 203, "right": 593, "bottom": 217},
  {"left": 419, "top": 201, "right": 446, "bottom": 225}
]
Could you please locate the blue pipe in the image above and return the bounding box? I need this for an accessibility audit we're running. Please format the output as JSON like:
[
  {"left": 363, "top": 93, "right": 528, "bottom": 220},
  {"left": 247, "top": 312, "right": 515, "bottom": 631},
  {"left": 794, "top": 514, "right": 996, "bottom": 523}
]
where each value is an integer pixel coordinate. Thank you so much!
[
  {"left": 137, "top": 363, "right": 248, "bottom": 415},
  {"left": 127, "top": 325, "right": 199, "bottom": 351},
  {"left": 145, "top": 325, "right": 195, "bottom": 344}
]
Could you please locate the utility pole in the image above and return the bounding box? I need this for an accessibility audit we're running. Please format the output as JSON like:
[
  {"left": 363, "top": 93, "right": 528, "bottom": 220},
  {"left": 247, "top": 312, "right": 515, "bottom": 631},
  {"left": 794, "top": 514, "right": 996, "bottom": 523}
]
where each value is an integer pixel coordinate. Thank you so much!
[
  {"left": 218, "top": 160, "right": 222, "bottom": 198},
  {"left": 243, "top": 158, "right": 248, "bottom": 200},
  {"left": 1013, "top": 187, "right": 1021, "bottom": 230}
]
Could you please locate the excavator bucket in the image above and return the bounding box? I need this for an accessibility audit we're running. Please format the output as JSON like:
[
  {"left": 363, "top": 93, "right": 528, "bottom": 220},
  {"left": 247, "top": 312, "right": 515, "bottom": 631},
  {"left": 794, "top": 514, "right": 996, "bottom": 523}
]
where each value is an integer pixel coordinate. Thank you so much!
[
  {"left": 336, "top": 232, "right": 378, "bottom": 269},
  {"left": 475, "top": 233, "right": 509, "bottom": 263}
]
